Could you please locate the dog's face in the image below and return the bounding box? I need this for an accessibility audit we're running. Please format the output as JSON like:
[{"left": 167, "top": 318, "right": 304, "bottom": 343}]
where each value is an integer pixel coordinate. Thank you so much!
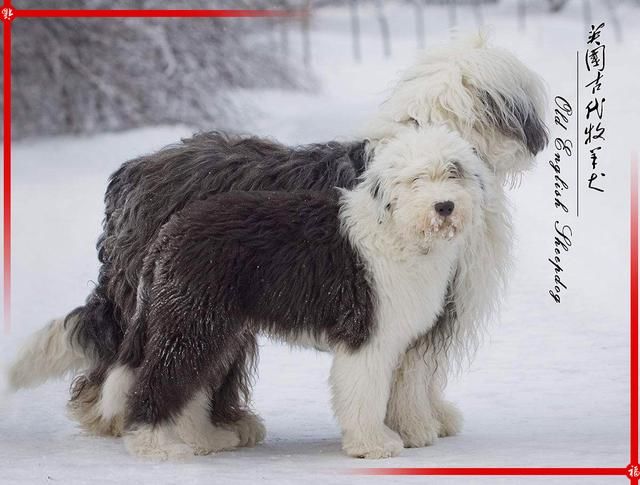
[
  {"left": 366, "top": 126, "right": 485, "bottom": 253},
  {"left": 367, "top": 34, "right": 548, "bottom": 183}
]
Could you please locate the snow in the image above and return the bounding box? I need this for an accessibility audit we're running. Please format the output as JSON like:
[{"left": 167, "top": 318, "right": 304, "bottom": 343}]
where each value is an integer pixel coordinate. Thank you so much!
[{"left": 2, "top": 2, "right": 640, "bottom": 484}]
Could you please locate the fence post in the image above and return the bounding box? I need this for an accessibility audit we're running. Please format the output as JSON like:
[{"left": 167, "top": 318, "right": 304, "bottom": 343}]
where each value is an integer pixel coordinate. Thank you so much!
[
  {"left": 350, "top": 0, "right": 362, "bottom": 62},
  {"left": 375, "top": 0, "right": 392, "bottom": 58},
  {"left": 415, "top": 0, "right": 425, "bottom": 49},
  {"left": 603, "top": 0, "right": 623, "bottom": 43},
  {"left": 448, "top": 0, "right": 457, "bottom": 34},
  {"left": 302, "top": 0, "right": 312, "bottom": 67},
  {"left": 280, "top": 18, "right": 289, "bottom": 57},
  {"left": 582, "top": 0, "right": 592, "bottom": 40},
  {"left": 518, "top": 0, "right": 527, "bottom": 31},
  {"left": 473, "top": 0, "right": 484, "bottom": 28}
]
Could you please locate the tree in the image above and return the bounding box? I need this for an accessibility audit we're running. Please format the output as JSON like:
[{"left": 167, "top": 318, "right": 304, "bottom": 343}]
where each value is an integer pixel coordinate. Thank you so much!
[{"left": 10, "top": 0, "right": 305, "bottom": 138}]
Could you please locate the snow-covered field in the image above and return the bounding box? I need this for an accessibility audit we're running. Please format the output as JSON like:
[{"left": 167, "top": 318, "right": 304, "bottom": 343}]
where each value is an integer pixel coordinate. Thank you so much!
[{"left": 2, "top": 2, "right": 640, "bottom": 484}]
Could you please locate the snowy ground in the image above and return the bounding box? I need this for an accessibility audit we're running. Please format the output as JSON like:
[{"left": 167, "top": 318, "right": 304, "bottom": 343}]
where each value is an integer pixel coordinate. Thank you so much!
[{"left": 2, "top": 2, "right": 640, "bottom": 484}]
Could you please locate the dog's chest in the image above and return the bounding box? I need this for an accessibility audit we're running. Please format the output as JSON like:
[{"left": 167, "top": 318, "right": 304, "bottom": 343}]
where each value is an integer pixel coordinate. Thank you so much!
[{"left": 372, "top": 249, "right": 457, "bottom": 343}]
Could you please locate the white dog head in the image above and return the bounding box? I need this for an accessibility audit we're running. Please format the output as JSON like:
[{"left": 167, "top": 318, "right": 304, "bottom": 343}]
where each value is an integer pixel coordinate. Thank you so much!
[
  {"left": 366, "top": 34, "right": 548, "bottom": 183},
  {"left": 355, "top": 125, "right": 488, "bottom": 255}
]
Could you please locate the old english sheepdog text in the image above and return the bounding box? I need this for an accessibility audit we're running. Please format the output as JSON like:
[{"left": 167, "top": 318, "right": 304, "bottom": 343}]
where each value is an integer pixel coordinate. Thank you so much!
[{"left": 549, "top": 96, "right": 574, "bottom": 303}]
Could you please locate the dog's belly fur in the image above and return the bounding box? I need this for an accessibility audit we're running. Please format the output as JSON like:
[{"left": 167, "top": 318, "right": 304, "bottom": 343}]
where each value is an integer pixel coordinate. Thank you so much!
[{"left": 276, "top": 329, "right": 331, "bottom": 352}]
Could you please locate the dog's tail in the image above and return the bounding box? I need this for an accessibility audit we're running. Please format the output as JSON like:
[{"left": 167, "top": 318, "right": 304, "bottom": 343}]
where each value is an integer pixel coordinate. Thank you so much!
[{"left": 8, "top": 311, "right": 95, "bottom": 390}]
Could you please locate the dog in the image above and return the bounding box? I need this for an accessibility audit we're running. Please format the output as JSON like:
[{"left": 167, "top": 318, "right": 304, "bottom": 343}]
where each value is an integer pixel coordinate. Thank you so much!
[
  {"left": 8, "top": 35, "right": 544, "bottom": 454},
  {"left": 367, "top": 34, "right": 548, "bottom": 182},
  {"left": 95, "top": 125, "right": 499, "bottom": 459}
]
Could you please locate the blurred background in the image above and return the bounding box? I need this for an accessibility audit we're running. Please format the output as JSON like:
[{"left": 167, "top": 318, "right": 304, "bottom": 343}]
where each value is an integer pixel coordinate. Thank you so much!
[{"left": 10, "top": 0, "right": 640, "bottom": 139}]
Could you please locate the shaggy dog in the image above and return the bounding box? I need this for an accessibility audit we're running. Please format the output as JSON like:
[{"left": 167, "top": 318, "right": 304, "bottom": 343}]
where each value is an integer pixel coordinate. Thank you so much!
[
  {"left": 111, "top": 125, "right": 499, "bottom": 459},
  {"left": 8, "top": 35, "right": 544, "bottom": 455}
]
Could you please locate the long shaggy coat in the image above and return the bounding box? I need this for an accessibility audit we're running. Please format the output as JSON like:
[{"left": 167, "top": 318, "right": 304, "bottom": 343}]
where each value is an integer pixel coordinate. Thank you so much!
[{"left": 68, "top": 132, "right": 370, "bottom": 418}]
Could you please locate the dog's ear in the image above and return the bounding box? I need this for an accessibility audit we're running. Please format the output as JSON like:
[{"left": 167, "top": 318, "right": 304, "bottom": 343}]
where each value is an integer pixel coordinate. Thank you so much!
[
  {"left": 404, "top": 69, "right": 476, "bottom": 130},
  {"left": 347, "top": 141, "right": 370, "bottom": 176},
  {"left": 367, "top": 174, "right": 393, "bottom": 224},
  {"left": 477, "top": 89, "right": 549, "bottom": 156},
  {"left": 369, "top": 175, "right": 382, "bottom": 200}
]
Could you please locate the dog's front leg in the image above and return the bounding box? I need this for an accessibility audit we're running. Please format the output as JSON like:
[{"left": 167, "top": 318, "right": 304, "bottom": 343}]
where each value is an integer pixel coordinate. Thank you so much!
[
  {"left": 385, "top": 342, "right": 439, "bottom": 448},
  {"left": 429, "top": 378, "right": 463, "bottom": 438},
  {"left": 386, "top": 339, "right": 462, "bottom": 448},
  {"left": 330, "top": 345, "right": 404, "bottom": 459}
]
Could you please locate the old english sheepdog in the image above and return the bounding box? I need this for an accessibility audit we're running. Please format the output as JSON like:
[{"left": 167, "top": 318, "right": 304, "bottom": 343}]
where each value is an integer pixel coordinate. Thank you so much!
[
  {"left": 8, "top": 35, "right": 544, "bottom": 457},
  {"left": 114, "top": 125, "right": 499, "bottom": 459}
]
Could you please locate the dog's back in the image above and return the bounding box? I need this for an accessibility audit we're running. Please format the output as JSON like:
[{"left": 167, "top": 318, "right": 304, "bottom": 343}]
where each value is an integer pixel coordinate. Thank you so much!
[{"left": 95, "top": 133, "right": 369, "bottom": 352}]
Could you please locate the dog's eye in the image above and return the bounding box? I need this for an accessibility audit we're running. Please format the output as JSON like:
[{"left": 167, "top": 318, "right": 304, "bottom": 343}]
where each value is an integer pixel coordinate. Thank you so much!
[{"left": 447, "top": 161, "right": 464, "bottom": 179}]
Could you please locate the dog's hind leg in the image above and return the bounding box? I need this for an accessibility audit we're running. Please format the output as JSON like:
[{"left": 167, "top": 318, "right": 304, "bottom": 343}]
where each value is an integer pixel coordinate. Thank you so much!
[
  {"left": 125, "top": 387, "right": 241, "bottom": 461},
  {"left": 124, "top": 380, "right": 240, "bottom": 459},
  {"left": 169, "top": 335, "right": 262, "bottom": 455},
  {"left": 68, "top": 364, "right": 127, "bottom": 437},
  {"left": 172, "top": 387, "right": 242, "bottom": 456},
  {"left": 123, "top": 312, "right": 246, "bottom": 459},
  {"left": 208, "top": 335, "right": 265, "bottom": 448}
]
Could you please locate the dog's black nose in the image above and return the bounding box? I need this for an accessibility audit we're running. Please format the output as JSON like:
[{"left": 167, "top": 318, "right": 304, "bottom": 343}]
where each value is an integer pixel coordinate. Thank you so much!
[{"left": 435, "top": 201, "right": 455, "bottom": 217}]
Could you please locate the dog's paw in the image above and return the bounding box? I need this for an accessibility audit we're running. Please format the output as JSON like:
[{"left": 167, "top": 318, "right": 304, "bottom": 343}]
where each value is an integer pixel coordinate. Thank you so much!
[
  {"left": 228, "top": 411, "right": 266, "bottom": 447},
  {"left": 342, "top": 426, "right": 404, "bottom": 459},
  {"left": 386, "top": 408, "right": 439, "bottom": 448},
  {"left": 177, "top": 422, "right": 240, "bottom": 455},
  {"left": 124, "top": 425, "right": 194, "bottom": 461},
  {"left": 396, "top": 420, "right": 438, "bottom": 448},
  {"left": 435, "top": 400, "right": 463, "bottom": 438}
]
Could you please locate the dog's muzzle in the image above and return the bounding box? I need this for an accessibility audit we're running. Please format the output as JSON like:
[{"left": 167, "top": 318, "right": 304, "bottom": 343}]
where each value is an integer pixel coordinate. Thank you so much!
[
  {"left": 434, "top": 200, "right": 455, "bottom": 218},
  {"left": 426, "top": 201, "right": 461, "bottom": 241}
]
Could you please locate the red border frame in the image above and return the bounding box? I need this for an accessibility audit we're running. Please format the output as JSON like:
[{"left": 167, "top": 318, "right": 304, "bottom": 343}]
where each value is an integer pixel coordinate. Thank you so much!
[{"left": 1, "top": 4, "right": 638, "bottom": 481}]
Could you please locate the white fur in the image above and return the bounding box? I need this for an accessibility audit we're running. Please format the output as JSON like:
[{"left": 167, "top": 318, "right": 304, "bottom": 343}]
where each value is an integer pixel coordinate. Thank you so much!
[
  {"left": 103, "top": 366, "right": 263, "bottom": 458},
  {"left": 7, "top": 315, "right": 92, "bottom": 390},
  {"left": 360, "top": 34, "right": 528, "bottom": 451},
  {"left": 173, "top": 389, "right": 241, "bottom": 455},
  {"left": 124, "top": 425, "right": 194, "bottom": 461},
  {"left": 431, "top": 387, "right": 463, "bottom": 438},
  {"left": 331, "top": 126, "right": 482, "bottom": 458},
  {"left": 125, "top": 388, "right": 241, "bottom": 459},
  {"left": 365, "top": 33, "right": 547, "bottom": 182},
  {"left": 329, "top": 252, "right": 455, "bottom": 458},
  {"left": 386, "top": 345, "right": 464, "bottom": 448},
  {"left": 100, "top": 366, "right": 256, "bottom": 458},
  {"left": 386, "top": 345, "right": 440, "bottom": 448},
  {"left": 99, "top": 365, "right": 134, "bottom": 421},
  {"left": 228, "top": 411, "right": 266, "bottom": 448},
  {"left": 383, "top": 123, "right": 512, "bottom": 447}
]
